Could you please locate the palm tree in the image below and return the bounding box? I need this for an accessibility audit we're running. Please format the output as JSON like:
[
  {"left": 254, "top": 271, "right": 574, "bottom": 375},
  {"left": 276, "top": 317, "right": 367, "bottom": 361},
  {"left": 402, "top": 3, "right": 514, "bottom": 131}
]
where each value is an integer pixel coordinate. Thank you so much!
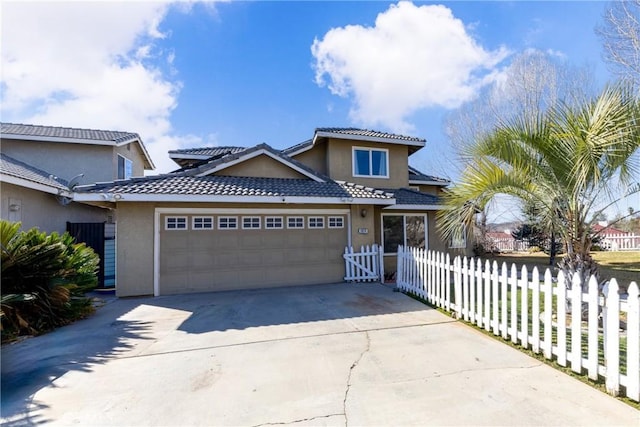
[{"left": 438, "top": 83, "right": 640, "bottom": 290}]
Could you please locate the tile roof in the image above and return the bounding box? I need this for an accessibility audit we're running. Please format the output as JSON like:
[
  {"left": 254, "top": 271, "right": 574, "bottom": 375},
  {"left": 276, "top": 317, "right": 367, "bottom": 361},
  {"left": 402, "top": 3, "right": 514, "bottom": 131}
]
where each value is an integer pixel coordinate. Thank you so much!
[
  {"left": 181, "top": 143, "right": 328, "bottom": 182},
  {"left": 1, "top": 122, "right": 140, "bottom": 144},
  {"left": 77, "top": 175, "right": 393, "bottom": 200},
  {"left": 0, "top": 153, "right": 68, "bottom": 190},
  {"left": 281, "top": 139, "right": 313, "bottom": 156},
  {"left": 168, "top": 146, "right": 246, "bottom": 157},
  {"left": 383, "top": 188, "right": 441, "bottom": 206},
  {"left": 315, "top": 127, "right": 426, "bottom": 143},
  {"left": 408, "top": 166, "right": 450, "bottom": 185}
]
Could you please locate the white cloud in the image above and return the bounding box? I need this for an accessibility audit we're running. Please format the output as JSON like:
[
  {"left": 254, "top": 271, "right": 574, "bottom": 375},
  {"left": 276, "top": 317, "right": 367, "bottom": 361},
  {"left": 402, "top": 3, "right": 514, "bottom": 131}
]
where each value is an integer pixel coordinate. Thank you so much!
[
  {"left": 311, "top": 1, "right": 510, "bottom": 133},
  {"left": 0, "top": 1, "right": 217, "bottom": 174}
]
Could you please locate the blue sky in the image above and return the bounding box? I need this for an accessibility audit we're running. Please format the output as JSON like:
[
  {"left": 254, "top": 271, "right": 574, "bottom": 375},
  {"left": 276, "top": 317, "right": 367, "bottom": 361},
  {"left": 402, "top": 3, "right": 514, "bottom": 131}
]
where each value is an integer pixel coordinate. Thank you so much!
[{"left": 2, "top": 1, "right": 636, "bottom": 220}]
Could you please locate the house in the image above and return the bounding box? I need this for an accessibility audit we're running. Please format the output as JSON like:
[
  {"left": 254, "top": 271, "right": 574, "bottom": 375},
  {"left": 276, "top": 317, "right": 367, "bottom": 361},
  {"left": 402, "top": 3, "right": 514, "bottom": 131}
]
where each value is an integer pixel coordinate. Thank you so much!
[
  {"left": 0, "top": 122, "right": 155, "bottom": 286},
  {"left": 71, "top": 127, "right": 462, "bottom": 297}
]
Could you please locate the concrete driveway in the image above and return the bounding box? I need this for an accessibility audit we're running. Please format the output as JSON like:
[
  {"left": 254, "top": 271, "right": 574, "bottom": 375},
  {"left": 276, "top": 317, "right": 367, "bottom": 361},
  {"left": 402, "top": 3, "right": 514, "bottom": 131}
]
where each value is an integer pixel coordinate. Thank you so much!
[{"left": 1, "top": 283, "right": 638, "bottom": 426}]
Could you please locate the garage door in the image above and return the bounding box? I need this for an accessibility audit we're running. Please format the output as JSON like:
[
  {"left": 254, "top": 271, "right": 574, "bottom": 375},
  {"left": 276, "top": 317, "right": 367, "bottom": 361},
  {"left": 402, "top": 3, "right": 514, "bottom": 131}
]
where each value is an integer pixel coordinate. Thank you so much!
[{"left": 158, "top": 212, "right": 348, "bottom": 295}]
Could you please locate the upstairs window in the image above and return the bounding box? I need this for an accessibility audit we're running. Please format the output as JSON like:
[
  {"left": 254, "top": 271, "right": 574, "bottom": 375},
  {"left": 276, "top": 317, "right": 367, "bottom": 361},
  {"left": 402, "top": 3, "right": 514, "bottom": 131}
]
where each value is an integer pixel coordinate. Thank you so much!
[
  {"left": 353, "top": 147, "right": 388, "bottom": 178},
  {"left": 117, "top": 154, "right": 133, "bottom": 179}
]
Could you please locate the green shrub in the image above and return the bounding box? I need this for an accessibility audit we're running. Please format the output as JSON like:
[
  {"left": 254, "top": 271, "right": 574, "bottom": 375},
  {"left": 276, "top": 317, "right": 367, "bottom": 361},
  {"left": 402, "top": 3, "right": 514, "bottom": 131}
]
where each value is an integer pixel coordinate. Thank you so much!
[
  {"left": 528, "top": 246, "right": 542, "bottom": 253},
  {"left": 1, "top": 220, "right": 99, "bottom": 341}
]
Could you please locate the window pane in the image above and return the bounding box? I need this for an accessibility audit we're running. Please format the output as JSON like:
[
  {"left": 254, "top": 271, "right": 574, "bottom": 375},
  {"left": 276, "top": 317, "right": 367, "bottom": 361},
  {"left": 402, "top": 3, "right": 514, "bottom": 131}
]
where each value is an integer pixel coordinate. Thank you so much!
[
  {"left": 117, "top": 156, "right": 125, "bottom": 179},
  {"left": 383, "top": 216, "right": 404, "bottom": 253},
  {"left": 125, "top": 158, "right": 133, "bottom": 179},
  {"left": 371, "top": 150, "right": 387, "bottom": 176},
  {"left": 406, "top": 216, "right": 426, "bottom": 249},
  {"left": 354, "top": 150, "right": 370, "bottom": 175}
]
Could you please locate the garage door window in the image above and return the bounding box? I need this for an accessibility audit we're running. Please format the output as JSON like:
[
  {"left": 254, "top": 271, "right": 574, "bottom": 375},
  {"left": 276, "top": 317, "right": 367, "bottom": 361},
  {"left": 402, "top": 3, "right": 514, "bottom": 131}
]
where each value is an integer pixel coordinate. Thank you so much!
[
  {"left": 218, "top": 217, "right": 238, "bottom": 230},
  {"left": 242, "top": 216, "right": 261, "bottom": 229},
  {"left": 193, "top": 216, "right": 213, "bottom": 230},
  {"left": 265, "top": 216, "right": 283, "bottom": 229},
  {"left": 328, "top": 216, "right": 344, "bottom": 228},
  {"left": 308, "top": 217, "right": 324, "bottom": 229},
  {"left": 287, "top": 217, "right": 304, "bottom": 229},
  {"left": 166, "top": 216, "right": 187, "bottom": 230}
]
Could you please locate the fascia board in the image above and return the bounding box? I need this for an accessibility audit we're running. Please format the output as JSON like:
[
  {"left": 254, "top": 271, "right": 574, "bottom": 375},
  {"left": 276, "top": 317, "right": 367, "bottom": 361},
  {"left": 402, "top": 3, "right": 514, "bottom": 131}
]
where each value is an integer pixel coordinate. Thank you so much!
[
  {"left": 73, "top": 192, "right": 395, "bottom": 205},
  {"left": 383, "top": 204, "right": 443, "bottom": 210},
  {"left": 408, "top": 179, "right": 450, "bottom": 186},
  {"left": 285, "top": 143, "right": 314, "bottom": 157},
  {"left": 168, "top": 153, "right": 211, "bottom": 160}
]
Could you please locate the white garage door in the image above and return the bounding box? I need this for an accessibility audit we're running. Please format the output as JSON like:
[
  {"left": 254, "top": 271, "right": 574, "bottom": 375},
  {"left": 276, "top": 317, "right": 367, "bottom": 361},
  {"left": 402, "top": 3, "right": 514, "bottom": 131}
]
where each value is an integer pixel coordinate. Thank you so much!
[{"left": 158, "top": 211, "right": 348, "bottom": 295}]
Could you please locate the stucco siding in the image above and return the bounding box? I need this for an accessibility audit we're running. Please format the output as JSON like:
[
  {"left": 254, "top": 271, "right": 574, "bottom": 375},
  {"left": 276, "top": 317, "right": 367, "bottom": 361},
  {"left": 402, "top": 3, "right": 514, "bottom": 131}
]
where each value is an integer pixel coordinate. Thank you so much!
[
  {"left": 114, "top": 203, "right": 155, "bottom": 297},
  {"left": 216, "top": 154, "right": 308, "bottom": 179},
  {"left": 349, "top": 204, "right": 376, "bottom": 248},
  {"left": 2, "top": 139, "right": 115, "bottom": 185},
  {"left": 326, "top": 138, "right": 409, "bottom": 188},
  {"left": 0, "top": 182, "right": 109, "bottom": 234},
  {"left": 291, "top": 142, "right": 327, "bottom": 175}
]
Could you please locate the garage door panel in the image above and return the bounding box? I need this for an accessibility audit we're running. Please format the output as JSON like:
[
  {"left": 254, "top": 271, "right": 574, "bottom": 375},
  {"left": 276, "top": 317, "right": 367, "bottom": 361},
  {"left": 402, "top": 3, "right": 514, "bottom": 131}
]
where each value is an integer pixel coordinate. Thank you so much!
[
  {"left": 159, "top": 213, "right": 348, "bottom": 295},
  {"left": 161, "top": 233, "right": 189, "bottom": 250},
  {"left": 240, "top": 234, "right": 263, "bottom": 248},
  {"left": 217, "top": 233, "right": 240, "bottom": 247},
  {"left": 305, "top": 247, "right": 327, "bottom": 262},
  {"left": 161, "top": 250, "right": 191, "bottom": 270},
  {"left": 215, "top": 252, "right": 238, "bottom": 266},
  {"left": 263, "top": 250, "right": 285, "bottom": 264},
  {"left": 239, "top": 250, "right": 264, "bottom": 266},
  {"left": 191, "top": 252, "right": 215, "bottom": 268},
  {"left": 190, "top": 235, "right": 216, "bottom": 250}
]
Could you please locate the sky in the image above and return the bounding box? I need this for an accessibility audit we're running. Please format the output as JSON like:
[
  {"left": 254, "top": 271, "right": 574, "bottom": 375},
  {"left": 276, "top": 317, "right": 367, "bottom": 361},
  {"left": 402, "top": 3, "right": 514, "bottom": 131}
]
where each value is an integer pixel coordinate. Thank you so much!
[{"left": 1, "top": 0, "right": 637, "bottom": 222}]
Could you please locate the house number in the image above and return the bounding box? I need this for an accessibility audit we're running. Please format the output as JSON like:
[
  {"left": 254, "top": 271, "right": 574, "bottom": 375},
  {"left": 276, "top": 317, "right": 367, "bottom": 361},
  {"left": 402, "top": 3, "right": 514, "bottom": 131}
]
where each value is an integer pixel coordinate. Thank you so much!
[{"left": 358, "top": 228, "right": 368, "bottom": 234}]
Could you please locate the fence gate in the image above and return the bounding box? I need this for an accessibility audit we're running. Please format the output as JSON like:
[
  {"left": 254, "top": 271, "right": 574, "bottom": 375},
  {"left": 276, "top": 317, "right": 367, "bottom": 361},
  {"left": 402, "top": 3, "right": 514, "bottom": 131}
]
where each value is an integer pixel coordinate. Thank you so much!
[
  {"left": 343, "top": 244, "right": 383, "bottom": 282},
  {"left": 66, "top": 222, "right": 115, "bottom": 289}
]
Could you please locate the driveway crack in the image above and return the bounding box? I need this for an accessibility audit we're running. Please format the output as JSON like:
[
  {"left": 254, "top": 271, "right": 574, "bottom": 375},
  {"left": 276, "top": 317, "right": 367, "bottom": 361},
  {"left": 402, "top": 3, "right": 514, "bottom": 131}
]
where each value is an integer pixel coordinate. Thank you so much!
[
  {"left": 251, "top": 413, "right": 343, "bottom": 426},
  {"left": 342, "top": 330, "right": 370, "bottom": 427}
]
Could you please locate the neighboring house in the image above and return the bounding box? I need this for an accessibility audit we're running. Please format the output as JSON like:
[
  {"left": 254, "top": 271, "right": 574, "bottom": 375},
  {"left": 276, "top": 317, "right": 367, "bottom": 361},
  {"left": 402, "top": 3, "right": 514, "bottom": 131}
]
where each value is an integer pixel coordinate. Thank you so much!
[
  {"left": 0, "top": 122, "right": 155, "bottom": 287},
  {"left": 592, "top": 222, "right": 640, "bottom": 251},
  {"left": 73, "top": 127, "right": 462, "bottom": 297}
]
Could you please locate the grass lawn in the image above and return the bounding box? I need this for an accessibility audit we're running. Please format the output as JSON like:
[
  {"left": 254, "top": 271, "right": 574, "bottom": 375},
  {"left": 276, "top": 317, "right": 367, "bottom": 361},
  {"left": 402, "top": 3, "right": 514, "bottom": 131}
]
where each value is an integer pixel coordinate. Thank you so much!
[{"left": 484, "top": 251, "right": 639, "bottom": 288}]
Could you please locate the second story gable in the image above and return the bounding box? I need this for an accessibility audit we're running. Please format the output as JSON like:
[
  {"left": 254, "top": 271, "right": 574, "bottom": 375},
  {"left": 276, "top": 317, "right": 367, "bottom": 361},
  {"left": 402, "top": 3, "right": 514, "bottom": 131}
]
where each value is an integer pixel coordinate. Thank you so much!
[
  {"left": 284, "top": 128, "right": 426, "bottom": 189},
  {"left": 0, "top": 123, "right": 155, "bottom": 187}
]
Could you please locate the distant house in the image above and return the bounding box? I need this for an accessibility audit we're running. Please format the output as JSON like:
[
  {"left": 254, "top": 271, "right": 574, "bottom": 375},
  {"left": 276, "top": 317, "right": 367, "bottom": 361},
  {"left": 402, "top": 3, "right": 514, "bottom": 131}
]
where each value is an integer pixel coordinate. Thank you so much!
[
  {"left": 592, "top": 222, "right": 639, "bottom": 251},
  {"left": 71, "top": 127, "right": 466, "bottom": 296}
]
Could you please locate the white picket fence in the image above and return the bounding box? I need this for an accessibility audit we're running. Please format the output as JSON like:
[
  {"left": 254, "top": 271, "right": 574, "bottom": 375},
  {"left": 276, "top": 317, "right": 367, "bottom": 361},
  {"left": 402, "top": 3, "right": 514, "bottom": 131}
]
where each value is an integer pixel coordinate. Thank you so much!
[
  {"left": 488, "top": 237, "right": 530, "bottom": 252},
  {"left": 600, "top": 233, "right": 640, "bottom": 251},
  {"left": 344, "top": 244, "right": 383, "bottom": 282},
  {"left": 396, "top": 245, "right": 640, "bottom": 402}
]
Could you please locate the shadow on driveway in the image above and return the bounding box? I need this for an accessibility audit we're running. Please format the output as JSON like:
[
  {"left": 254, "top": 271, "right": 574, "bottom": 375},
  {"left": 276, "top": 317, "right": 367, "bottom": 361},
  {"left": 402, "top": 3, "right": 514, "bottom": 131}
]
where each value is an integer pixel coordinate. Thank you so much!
[
  {"left": 1, "top": 298, "right": 155, "bottom": 426},
  {"left": 145, "top": 283, "right": 425, "bottom": 334},
  {"left": 1, "top": 283, "right": 426, "bottom": 425}
]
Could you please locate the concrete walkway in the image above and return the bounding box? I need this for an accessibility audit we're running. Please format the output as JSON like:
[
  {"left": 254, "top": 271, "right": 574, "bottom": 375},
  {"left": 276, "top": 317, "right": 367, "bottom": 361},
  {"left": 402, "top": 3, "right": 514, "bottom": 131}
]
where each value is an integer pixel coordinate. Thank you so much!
[{"left": 1, "top": 283, "right": 638, "bottom": 426}]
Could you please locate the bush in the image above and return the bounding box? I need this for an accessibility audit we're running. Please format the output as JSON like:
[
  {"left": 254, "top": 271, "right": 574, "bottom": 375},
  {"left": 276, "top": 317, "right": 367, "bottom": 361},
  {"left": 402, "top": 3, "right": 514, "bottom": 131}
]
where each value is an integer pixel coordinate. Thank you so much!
[
  {"left": 1, "top": 220, "right": 99, "bottom": 342},
  {"left": 528, "top": 246, "right": 542, "bottom": 253}
]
